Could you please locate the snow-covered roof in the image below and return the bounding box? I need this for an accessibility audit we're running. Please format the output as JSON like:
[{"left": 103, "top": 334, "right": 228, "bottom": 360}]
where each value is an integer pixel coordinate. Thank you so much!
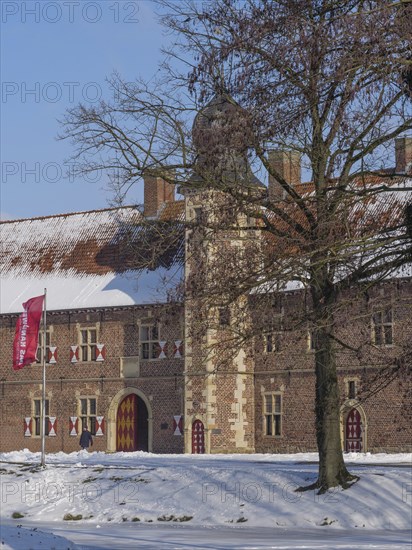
[
  {"left": 255, "top": 177, "right": 412, "bottom": 294},
  {"left": 0, "top": 205, "right": 184, "bottom": 314}
]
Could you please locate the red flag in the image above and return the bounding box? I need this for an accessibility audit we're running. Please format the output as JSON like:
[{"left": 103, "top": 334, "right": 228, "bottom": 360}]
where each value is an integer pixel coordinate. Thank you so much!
[{"left": 13, "top": 295, "right": 45, "bottom": 371}]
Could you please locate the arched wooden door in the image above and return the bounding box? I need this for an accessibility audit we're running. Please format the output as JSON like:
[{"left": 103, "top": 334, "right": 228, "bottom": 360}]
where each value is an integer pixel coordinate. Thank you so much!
[
  {"left": 117, "top": 394, "right": 148, "bottom": 452},
  {"left": 345, "top": 408, "right": 362, "bottom": 452},
  {"left": 192, "top": 420, "right": 205, "bottom": 454}
]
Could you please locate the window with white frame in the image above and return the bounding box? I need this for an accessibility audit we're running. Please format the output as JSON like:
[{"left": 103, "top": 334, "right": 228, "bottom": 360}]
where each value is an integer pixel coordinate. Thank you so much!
[
  {"left": 308, "top": 328, "right": 316, "bottom": 352},
  {"left": 33, "top": 399, "right": 50, "bottom": 436},
  {"left": 79, "top": 328, "right": 97, "bottom": 361},
  {"left": 140, "top": 323, "right": 160, "bottom": 360},
  {"left": 36, "top": 329, "right": 51, "bottom": 364},
  {"left": 79, "top": 398, "right": 97, "bottom": 435},
  {"left": 372, "top": 308, "right": 393, "bottom": 346},
  {"left": 263, "top": 393, "right": 282, "bottom": 436},
  {"left": 263, "top": 332, "right": 281, "bottom": 353},
  {"left": 263, "top": 313, "right": 283, "bottom": 353}
]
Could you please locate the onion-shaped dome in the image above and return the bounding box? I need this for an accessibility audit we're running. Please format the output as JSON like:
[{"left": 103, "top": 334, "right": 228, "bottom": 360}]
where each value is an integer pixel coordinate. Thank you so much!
[{"left": 191, "top": 94, "right": 263, "bottom": 189}]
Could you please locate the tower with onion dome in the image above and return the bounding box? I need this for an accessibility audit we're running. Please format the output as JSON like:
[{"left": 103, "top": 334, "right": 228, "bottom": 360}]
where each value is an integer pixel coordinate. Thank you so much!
[{"left": 183, "top": 94, "right": 263, "bottom": 454}]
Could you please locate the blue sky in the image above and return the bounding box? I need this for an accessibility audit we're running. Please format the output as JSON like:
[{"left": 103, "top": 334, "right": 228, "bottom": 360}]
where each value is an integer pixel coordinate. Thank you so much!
[{"left": 1, "top": 1, "right": 171, "bottom": 219}]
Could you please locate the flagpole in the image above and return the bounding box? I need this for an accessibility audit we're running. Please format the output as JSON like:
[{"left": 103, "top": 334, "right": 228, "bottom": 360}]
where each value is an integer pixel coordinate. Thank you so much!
[{"left": 40, "top": 288, "right": 47, "bottom": 467}]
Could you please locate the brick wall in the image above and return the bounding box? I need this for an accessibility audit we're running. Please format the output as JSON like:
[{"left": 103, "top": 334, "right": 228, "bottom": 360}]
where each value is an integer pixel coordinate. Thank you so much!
[
  {"left": 2, "top": 280, "right": 410, "bottom": 455},
  {"left": 0, "top": 304, "right": 185, "bottom": 454},
  {"left": 251, "top": 279, "right": 412, "bottom": 453}
]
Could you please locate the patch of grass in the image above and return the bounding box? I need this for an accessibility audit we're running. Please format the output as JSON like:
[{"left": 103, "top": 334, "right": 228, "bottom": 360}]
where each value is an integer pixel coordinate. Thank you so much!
[
  {"left": 12, "top": 512, "right": 24, "bottom": 519},
  {"left": 132, "top": 517, "right": 140, "bottom": 522},
  {"left": 157, "top": 514, "right": 193, "bottom": 523},
  {"left": 320, "top": 517, "right": 336, "bottom": 526},
  {"left": 173, "top": 515, "right": 193, "bottom": 522},
  {"left": 20, "top": 466, "right": 42, "bottom": 473},
  {"left": 109, "top": 476, "right": 124, "bottom": 482},
  {"left": 158, "top": 515, "right": 175, "bottom": 522},
  {"left": 122, "top": 517, "right": 128, "bottom": 522},
  {"left": 63, "top": 513, "right": 83, "bottom": 521},
  {"left": 227, "top": 517, "right": 248, "bottom": 524},
  {"left": 82, "top": 477, "right": 98, "bottom": 484},
  {"left": 93, "top": 467, "right": 105, "bottom": 473},
  {"left": 133, "top": 477, "right": 149, "bottom": 483}
]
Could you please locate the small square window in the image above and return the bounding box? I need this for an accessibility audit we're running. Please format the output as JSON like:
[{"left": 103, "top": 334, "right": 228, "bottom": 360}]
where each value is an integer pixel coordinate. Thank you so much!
[
  {"left": 263, "top": 332, "right": 281, "bottom": 353},
  {"left": 218, "top": 307, "right": 230, "bottom": 326},
  {"left": 308, "top": 329, "right": 316, "bottom": 351},
  {"left": 348, "top": 380, "right": 356, "bottom": 400},
  {"left": 265, "top": 333, "right": 274, "bottom": 353}
]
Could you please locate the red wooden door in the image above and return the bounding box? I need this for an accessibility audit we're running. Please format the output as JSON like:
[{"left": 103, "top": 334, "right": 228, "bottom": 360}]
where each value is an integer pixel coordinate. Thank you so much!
[
  {"left": 117, "top": 394, "right": 137, "bottom": 452},
  {"left": 192, "top": 420, "right": 205, "bottom": 454},
  {"left": 345, "top": 408, "right": 362, "bottom": 452}
]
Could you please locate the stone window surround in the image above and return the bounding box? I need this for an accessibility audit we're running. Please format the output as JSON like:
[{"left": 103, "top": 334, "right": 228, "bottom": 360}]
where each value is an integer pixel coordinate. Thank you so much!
[
  {"left": 77, "top": 323, "right": 100, "bottom": 362},
  {"left": 139, "top": 320, "right": 161, "bottom": 360},
  {"left": 32, "top": 397, "right": 50, "bottom": 437},
  {"left": 263, "top": 392, "right": 283, "bottom": 437},
  {"left": 371, "top": 306, "right": 394, "bottom": 347},
  {"left": 78, "top": 396, "right": 98, "bottom": 435},
  {"left": 36, "top": 326, "right": 54, "bottom": 364}
]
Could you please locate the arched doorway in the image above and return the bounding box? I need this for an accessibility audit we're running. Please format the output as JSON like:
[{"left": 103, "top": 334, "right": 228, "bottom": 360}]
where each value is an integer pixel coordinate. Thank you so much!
[
  {"left": 116, "top": 393, "right": 149, "bottom": 452},
  {"left": 345, "top": 408, "right": 363, "bottom": 452},
  {"left": 107, "top": 389, "right": 153, "bottom": 452},
  {"left": 192, "top": 419, "right": 205, "bottom": 454}
]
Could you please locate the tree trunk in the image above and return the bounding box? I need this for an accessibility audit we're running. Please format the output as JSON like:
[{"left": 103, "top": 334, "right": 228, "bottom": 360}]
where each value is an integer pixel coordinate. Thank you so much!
[
  {"left": 314, "top": 324, "right": 355, "bottom": 492},
  {"left": 309, "top": 270, "right": 358, "bottom": 492}
]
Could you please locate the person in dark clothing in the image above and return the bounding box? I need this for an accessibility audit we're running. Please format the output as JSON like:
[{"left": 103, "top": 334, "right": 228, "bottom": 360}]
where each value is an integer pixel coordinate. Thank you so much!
[{"left": 79, "top": 426, "right": 93, "bottom": 450}]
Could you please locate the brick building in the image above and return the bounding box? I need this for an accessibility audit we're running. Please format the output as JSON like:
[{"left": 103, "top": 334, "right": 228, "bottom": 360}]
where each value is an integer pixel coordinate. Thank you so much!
[
  {"left": 0, "top": 204, "right": 186, "bottom": 454},
  {"left": 1, "top": 112, "right": 411, "bottom": 455}
]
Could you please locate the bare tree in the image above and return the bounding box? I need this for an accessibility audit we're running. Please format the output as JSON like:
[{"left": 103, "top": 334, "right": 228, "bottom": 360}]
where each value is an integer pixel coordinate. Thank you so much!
[{"left": 60, "top": 0, "right": 412, "bottom": 491}]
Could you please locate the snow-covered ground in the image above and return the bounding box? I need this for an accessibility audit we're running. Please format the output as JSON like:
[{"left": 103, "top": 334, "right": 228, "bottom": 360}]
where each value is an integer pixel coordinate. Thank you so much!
[{"left": 0, "top": 450, "right": 411, "bottom": 549}]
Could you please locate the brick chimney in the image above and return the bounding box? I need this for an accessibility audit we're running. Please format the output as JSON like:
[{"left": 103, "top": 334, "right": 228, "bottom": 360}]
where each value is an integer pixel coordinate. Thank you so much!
[
  {"left": 268, "top": 150, "right": 301, "bottom": 201},
  {"left": 395, "top": 137, "right": 412, "bottom": 174},
  {"left": 143, "top": 174, "right": 175, "bottom": 217}
]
